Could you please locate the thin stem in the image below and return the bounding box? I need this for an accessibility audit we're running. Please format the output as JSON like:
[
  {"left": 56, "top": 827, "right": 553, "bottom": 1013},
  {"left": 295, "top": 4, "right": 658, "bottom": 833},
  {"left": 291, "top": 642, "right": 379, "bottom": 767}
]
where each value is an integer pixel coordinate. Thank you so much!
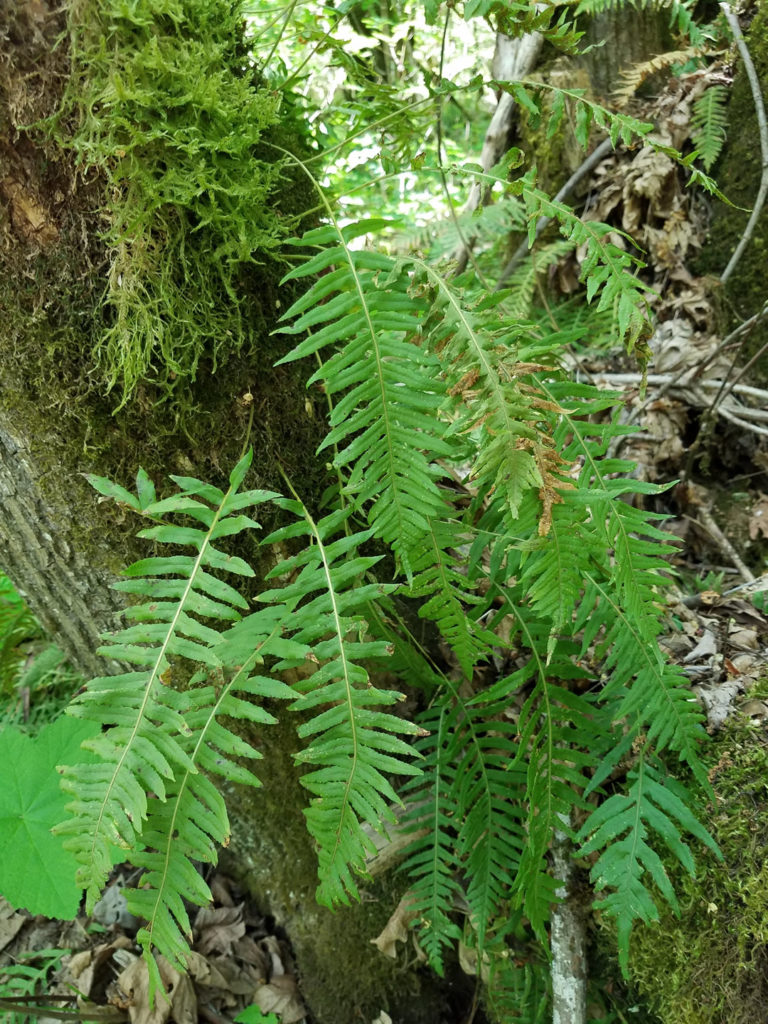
[{"left": 719, "top": 3, "right": 768, "bottom": 283}]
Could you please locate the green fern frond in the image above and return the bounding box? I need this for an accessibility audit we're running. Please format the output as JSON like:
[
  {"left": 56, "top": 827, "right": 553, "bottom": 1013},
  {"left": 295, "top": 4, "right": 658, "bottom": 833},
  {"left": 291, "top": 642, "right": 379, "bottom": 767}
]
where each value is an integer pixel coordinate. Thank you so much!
[
  {"left": 262, "top": 499, "right": 421, "bottom": 905},
  {"left": 498, "top": 81, "right": 656, "bottom": 149},
  {"left": 278, "top": 221, "right": 451, "bottom": 577},
  {"left": 521, "top": 380, "right": 709, "bottom": 783},
  {"left": 690, "top": 84, "right": 728, "bottom": 171},
  {"left": 0, "top": 575, "right": 39, "bottom": 694},
  {"left": 402, "top": 678, "right": 528, "bottom": 963},
  {"left": 498, "top": 240, "right": 576, "bottom": 321},
  {"left": 485, "top": 616, "right": 606, "bottom": 941},
  {"left": 578, "top": 757, "right": 720, "bottom": 973},
  {"left": 410, "top": 258, "right": 557, "bottom": 523},
  {"left": 57, "top": 451, "right": 277, "bottom": 921},
  {"left": 398, "top": 700, "right": 464, "bottom": 974},
  {"left": 515, "top": 173, "right": 654, "bottom": 349},
  {"left": 126, "top": 605, "right": 298, "bottom": 982},
  {"left": 408, "top": 518, "right": 498, "bottom": 678}
]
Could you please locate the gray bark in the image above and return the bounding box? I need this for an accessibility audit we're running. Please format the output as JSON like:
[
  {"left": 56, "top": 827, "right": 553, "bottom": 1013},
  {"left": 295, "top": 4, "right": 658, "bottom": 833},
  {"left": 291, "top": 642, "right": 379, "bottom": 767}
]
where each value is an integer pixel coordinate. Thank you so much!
[{"left": 0, "top": 423, "right": 121, "bottom": 678}]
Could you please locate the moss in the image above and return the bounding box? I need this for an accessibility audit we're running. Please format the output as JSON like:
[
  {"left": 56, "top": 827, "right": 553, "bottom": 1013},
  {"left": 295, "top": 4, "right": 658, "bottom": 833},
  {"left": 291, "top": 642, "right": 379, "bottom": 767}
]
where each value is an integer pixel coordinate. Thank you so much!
[
  {"left": 0, "top": 0, "right": 327, "bottom": 559},
  {"left": 611, "top": 678, "right": 768, "bottom": 1024},
  {"left": 693, "top": 5, "right": 768, "bottom": 383},
  {"left": 49, "top": 0, "right": 304, "bottom": 409}
]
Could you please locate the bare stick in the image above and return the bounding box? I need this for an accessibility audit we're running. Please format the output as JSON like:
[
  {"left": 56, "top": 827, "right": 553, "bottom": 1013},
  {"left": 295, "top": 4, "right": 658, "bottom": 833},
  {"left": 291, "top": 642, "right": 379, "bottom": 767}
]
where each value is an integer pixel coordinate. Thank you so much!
[
  {"left": 551, "top": 814, "right": 587, "bottom": 1024},
  {"left": 453, "top": 30, "right": 544, "bottom": 275},
  {"left": 719, "top": 4, "right": 768, "bottom": 283}
]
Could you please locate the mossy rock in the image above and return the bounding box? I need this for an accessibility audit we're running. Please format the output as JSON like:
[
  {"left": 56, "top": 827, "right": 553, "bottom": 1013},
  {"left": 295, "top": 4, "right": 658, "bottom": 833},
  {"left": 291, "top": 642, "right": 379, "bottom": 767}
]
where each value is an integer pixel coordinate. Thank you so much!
[
  {"left": 0, "top": 0, "right": 327, "bottom": 570},
  {"left": 222, "top": 714, "right": 471, "bottom": 1024},
  {"left": 608, "top": 679, "right": 768, "bottom": 1024}
]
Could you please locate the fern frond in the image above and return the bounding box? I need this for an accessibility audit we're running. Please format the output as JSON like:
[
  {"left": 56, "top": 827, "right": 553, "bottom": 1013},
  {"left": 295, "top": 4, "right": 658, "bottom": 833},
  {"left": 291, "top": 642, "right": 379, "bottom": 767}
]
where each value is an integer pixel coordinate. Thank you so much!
[
  {"left": 277, "top": 221, "right": 451, "bottom": 577},
  {"left": 485, "top": 613, "right": 606, "bottom": 941},
  {"left": 262, "top": 499, "right": 420, "bottom": 905},
  {"left": 126, "top": 605, "right": 298, "bottom": 981},
  {"left": 498, "top": 81, "right": 656, "bottom": 149},
  {"left": 398, "top": 700, "right": 464, "bottom": 974},
  {"left": 578, "top": 757, "right": 720, "bottom": 973},
  {"left": 409, "top": 518, "right": 498, "bottom": 678},
  {"left": 521, "top": 380, "right": 709, "bottom": 784},
  {"left": 498, "top": 239, "right": 576, "bottom": 321},
  {"left": 409, "top": 257, "right": 561, "bottom": 524},
  {"left": 613, "top": 50, "right": 699, "bottom": 107},
  {"left": 58, "top": 451, "right": 277, "bottom": 917},
  {"left": 690, "top": 84, "right": 728, "bottom": 171},
  {"left": 0, "top": 575, "right": 39, "bottom": 694},
  {"left": 402, "top": 678, "right": 528, "bottom": 962}
]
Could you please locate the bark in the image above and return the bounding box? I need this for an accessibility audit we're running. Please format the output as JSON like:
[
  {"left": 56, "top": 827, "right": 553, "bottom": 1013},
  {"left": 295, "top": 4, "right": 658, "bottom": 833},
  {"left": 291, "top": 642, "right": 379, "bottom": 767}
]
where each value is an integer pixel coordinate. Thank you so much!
[
  {"left": 0, "top": 422, "right": 123, "bottom": 679},
  {"left": 453, "top": 29, "right": 544, "bottom": 274}
]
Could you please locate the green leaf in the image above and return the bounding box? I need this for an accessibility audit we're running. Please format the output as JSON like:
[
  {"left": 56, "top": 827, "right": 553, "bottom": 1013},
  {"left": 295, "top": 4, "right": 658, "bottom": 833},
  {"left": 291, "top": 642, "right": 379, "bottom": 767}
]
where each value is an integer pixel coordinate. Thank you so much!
[{"left": 0, "top": 717, "right": 102, "bottom": 918}]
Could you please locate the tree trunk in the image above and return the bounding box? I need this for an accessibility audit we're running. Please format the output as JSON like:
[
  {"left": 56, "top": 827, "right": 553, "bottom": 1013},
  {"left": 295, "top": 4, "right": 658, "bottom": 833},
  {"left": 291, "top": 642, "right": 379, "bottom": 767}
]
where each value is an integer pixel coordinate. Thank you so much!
[{"left": 0, "top": 5, "right": 454, "bottom": 1021}]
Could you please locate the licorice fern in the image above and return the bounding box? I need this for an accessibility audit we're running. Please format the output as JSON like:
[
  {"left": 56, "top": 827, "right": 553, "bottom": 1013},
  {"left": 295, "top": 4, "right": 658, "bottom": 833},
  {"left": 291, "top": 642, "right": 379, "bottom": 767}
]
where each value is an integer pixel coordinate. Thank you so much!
[
  {"left": 691, "top": 84, "right": 728, "bottom": 171},
  {"left": 259, "top": 497, "right": 421, "bottom": 904},
  {"left": 44, "top": 2, "right": 728, "bottom": 1005},
  {"left": 57, "top": 452, "right": 288, "bottom": 984},
  {"left": 278, "top": 219, "right": 451, "bottom": 579}
]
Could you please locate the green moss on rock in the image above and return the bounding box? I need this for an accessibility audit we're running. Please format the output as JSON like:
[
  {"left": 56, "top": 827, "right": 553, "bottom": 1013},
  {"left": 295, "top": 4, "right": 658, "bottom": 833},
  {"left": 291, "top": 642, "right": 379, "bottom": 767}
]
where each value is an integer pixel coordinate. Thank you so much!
[
  {"left": 618, "top": 679, "right": 768, "bottom": 1024},
  {"left": 56, "top": 0, "right": 301, "bottom": 407}
]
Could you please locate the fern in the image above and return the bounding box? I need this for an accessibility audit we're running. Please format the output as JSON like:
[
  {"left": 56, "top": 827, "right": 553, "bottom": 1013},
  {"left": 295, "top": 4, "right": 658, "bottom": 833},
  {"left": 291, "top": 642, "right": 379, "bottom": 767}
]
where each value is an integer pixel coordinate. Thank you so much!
[
  {"left": 401, "top": 680, "right": 528, "bottom": 968},
  {"left": 690, "top": 84, "right": 728, "bottom": 171},
  {"left": 27, "top": 0, "right": 731, "bottom": 1009},
  {"left": 260, "top": 498, "right": 421, "bottom": 904},
  {"left": 57, "top": 451, "right": 286, "bottom": 984},
  {"left": 577, "top": 756, "right": 719, "bottom": 973},
  {"left": 0, "top": 574, "right": 38, "bottom": 695},
  {"left": 278, "top": 220, "right": 451, "bottom": 578}
]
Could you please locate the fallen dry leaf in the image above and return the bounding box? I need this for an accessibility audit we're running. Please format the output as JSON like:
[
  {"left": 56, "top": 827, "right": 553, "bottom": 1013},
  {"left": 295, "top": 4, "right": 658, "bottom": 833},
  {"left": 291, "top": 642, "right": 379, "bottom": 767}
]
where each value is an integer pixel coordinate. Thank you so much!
[
  {"left": 0, "top": 899, "right": 26, "bottom": 953},
  {"left": 371, "top": 894, "right": 419, "bottom": 959},
  {"left": 116, "top": 955, "right": 196, "bottom": 1024},
  {"left": 193, "top": 904, "right": 245, "bottom": 956},
  {"left": 252, "top": 974, "right": 306, "bottom": 1024}
]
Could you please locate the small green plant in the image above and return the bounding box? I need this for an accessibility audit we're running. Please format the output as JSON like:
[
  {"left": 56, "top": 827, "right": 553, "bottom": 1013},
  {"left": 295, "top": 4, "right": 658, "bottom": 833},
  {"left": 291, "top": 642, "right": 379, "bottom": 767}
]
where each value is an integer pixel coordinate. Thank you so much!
[
  {"left": 0, "top": 573, "right": 38, "bottom": 697},
  {"left": 0, "top": 949, "right": 70, "bottom": 1024},
  {"left": 0, "top": 717, "right": 104, "bottom": 918},
  {"left": 235, "top": 1007, "right": 280, "bottom": 1024}
]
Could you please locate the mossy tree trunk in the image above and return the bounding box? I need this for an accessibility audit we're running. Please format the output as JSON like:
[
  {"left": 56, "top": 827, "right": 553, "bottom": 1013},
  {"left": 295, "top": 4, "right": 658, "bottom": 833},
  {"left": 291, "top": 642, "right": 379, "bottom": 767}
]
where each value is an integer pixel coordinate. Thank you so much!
[
  {"left": 694, "top": 5, "right": 768, "bottom": 382},
  {"left": 0, "top": 4, "right": 453, "bottom": 1021}
]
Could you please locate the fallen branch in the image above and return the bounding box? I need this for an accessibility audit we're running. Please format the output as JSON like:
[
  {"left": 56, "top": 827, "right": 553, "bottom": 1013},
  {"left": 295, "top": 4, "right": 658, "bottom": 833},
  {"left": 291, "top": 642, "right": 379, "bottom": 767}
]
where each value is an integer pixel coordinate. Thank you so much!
[{"left": 594, "top": 371, "right": 768, "bottom": 436}]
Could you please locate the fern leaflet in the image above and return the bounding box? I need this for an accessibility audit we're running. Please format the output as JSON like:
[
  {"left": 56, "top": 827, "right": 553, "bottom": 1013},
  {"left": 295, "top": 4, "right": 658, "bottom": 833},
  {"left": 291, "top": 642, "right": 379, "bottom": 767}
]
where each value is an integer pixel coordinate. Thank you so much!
[
  {"left": 261, "top": 499, "right": 421, "bottom": 904},
  {"left": 57, "top": 452, "right": 281, "bottom": 982},
  {"left": 690, "top": 84, "right": 728, "bottom": 171},
  {"left": 278, "top": 221, "right": 450, "bottom": 577}
]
